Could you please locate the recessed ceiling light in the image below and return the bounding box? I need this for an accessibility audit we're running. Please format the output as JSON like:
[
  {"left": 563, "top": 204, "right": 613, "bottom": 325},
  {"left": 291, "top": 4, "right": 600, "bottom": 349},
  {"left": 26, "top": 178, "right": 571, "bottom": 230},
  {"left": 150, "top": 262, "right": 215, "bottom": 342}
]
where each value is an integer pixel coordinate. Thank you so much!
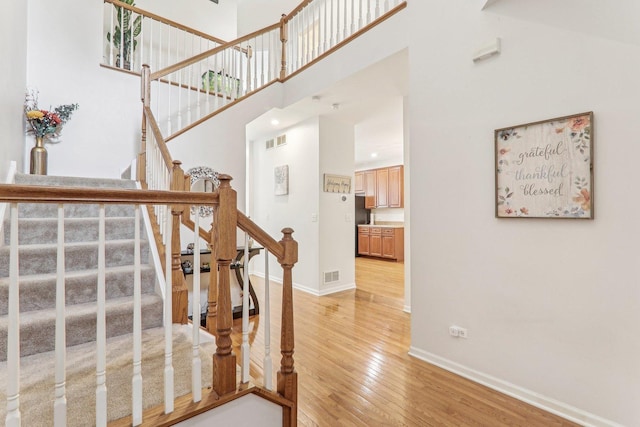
[
  {"left": 271, "top": 119, "right": 280, "bottom": 126},
  {"left": 371, "top": 153, "right": 378, "bottom": 158}
]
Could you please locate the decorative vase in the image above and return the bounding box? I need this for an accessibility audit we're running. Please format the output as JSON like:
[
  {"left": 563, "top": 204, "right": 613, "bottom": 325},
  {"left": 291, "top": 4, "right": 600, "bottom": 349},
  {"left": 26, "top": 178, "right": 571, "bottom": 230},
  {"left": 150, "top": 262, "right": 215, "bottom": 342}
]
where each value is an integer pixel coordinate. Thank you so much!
[{"left": 30, "top": 136, "right": 47, "bottom": 175}]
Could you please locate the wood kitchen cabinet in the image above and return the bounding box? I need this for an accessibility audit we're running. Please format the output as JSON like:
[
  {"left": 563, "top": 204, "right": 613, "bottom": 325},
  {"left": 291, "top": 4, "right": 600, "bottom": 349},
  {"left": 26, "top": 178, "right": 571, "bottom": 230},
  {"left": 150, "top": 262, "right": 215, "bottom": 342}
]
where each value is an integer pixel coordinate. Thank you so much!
[
  {"left": 364, "top": 170, "right": 376, "bottom": 209},
  {"left": 375, "top": 168, "right": 389, "bottom": 208},
  {"left": 388, "top": 165, "right": 403, "bottom": 208},
  {"left": 358, "top": 227, "right": 370, "bottom": 255},
  {"left": 381, "top": 228, "right": 404, "bottom": 260},
  {"left": 356, "top": 165, "right": 403, "bottom": 208},
  {"left": 369, "top": 227, "right": 382, "bottom": 256},
  {"left": 358, "top": 225, "right": 404, "bottom": 261},
  {"left": 354, "top": 171, "right": 364, "bottom": 194}
]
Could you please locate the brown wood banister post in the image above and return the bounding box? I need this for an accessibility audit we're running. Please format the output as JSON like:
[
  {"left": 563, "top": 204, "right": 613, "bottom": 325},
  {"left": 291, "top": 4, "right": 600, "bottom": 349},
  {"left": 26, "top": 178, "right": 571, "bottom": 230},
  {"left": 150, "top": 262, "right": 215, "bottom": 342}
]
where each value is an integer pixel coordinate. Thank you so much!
[
  {"left": 206, "top": 222, "right": 218, "bottom": 336},
  {"left": 212, "top": 174, "right": 237, "bottom": 396},
  {"left": 279, "top": 14, "right": 288, "bottom": 80},
  {"left": 171, "top": 160, "right": 189, "bottom": 324},
  {"left": 277, "top": 227, "right": 298, "bottom": 427},
  {"left": 139, "top": 64, "right": 151, "bottom": 183}
]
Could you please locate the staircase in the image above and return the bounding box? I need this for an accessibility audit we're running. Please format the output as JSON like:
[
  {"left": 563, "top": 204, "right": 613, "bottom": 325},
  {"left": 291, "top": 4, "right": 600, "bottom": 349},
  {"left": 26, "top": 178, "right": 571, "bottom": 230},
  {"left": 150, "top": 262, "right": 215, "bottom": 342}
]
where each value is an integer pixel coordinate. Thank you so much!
[{"left": 0, "top": 174, "right": 162, "bottom": 361}]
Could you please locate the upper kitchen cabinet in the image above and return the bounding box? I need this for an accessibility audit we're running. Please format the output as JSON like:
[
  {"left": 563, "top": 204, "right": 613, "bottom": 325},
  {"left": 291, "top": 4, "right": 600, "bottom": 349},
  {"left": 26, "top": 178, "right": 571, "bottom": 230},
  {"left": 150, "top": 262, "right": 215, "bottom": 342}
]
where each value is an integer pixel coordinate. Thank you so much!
[
  {"left": 387, "top": 165, "right": 404, "bottom": 208},
  {"left": 356, "top": 165, "right": 404, "bottom": 209}
]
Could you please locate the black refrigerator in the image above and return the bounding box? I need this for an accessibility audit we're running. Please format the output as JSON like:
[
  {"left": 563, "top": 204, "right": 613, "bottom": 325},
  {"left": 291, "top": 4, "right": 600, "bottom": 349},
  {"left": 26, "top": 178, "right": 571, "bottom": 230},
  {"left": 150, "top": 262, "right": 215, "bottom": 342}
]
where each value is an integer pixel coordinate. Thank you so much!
[{"left": 354, "top": 195, "right": 371, "bottom": 256}]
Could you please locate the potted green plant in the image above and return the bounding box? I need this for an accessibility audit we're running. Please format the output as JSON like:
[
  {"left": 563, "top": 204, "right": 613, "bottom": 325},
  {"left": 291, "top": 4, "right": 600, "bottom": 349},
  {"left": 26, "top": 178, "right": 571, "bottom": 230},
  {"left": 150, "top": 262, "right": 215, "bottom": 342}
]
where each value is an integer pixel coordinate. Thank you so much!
[{"left": 106, "top": 0, "right": 142, "bottom": 70}]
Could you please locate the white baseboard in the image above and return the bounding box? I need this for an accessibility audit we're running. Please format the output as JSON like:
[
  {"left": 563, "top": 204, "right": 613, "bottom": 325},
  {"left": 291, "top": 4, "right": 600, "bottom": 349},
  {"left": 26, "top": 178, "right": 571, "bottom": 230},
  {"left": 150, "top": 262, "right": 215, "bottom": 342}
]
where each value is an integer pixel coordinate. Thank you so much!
[
  {"left": 403, "top": 305, "right": 411, "bottom": 313},
  {"left": 408, "top": 347, "right": 624, "bottom": 427},
  {"left": 251, "top": 272, "right": 355, "bottom": 297}
]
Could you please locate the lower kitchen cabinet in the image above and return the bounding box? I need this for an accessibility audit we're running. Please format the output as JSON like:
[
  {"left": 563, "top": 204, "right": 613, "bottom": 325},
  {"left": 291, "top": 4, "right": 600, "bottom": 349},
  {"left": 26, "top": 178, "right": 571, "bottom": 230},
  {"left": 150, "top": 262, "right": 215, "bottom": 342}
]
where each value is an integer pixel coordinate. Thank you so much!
[{"left": 358, "top": 225, "right": 404, "bottom": 261}]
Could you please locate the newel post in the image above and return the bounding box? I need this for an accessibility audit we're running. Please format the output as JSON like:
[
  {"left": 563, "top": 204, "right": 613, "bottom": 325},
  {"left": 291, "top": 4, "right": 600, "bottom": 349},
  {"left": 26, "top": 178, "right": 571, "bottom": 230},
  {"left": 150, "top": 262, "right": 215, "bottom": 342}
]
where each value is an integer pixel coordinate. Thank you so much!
[
  {"left": 171, "top": 160, "right": 189, "bottom": 324},
  {"left": 277, "top": 228, "right": 298, "bottom": 427},
  {"left": 138, "top": 64, "right": 151, "bottom": 183},
  {"left": 212, "top": 174, "right": 238, "bottom": 396},
  {"left": 279, "top": 14, "right": 288, "bottom": 80}
]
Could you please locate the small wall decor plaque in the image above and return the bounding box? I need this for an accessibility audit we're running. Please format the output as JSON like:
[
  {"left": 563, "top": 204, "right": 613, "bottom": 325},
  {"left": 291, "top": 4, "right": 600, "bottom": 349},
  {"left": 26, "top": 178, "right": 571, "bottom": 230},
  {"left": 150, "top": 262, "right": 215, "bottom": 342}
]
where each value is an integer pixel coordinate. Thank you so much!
[
  {"left": 275, "top": 165, "right": 289, "bottom": 195},
  {"left": 495, "top": 112, "right": 593, "bottom": 219},
  {"left": 323, "top": 174, "right": 351, "bottom": 193}
]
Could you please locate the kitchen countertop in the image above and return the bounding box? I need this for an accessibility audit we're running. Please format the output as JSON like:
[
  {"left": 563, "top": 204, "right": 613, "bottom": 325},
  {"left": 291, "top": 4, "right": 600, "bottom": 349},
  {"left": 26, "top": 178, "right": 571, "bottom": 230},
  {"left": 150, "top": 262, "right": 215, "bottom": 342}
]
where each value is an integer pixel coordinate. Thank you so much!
[{"left": 357, "top": 224, "right": 404, "bottom": 229}]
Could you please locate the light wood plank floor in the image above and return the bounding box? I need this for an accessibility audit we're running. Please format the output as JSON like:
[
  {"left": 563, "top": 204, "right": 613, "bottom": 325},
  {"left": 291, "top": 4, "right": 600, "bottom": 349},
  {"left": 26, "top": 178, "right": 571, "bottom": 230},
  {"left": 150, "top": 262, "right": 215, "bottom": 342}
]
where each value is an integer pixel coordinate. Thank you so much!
[{"left": 232, "top": 257, "right": 579, "bottom": 426}]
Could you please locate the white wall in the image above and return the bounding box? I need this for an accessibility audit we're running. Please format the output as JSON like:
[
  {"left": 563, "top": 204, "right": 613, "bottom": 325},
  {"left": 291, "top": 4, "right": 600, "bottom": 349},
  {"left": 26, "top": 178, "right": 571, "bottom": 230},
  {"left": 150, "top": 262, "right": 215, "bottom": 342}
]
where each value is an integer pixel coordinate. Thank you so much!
[
  {"left": 250, "top": 117, "right": 320, "bottom": 292},
  {"left": 26, "top": 0, "right": 146, "bottom": 178},
  {"left": 408, "top": 1, "right": 640, "bottom": 425},
  {"left": 236, "top": 0, "right": 299, "bottom": 36},
  {"left": 319, "top": 116, "right": 356, "bottom": 294},
  {"left": 137, "top": 0, "right": 237, "bottom": 40},
  {"left": 0, "top": 1, "right": 28, "bottom": 179}
]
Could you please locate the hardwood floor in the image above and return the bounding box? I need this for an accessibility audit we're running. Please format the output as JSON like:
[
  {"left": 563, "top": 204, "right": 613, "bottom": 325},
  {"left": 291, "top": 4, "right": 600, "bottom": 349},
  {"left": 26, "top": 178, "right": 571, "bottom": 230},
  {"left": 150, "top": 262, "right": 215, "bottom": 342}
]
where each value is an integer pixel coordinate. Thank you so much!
[{"left": 231, "top": 257, "right": 579, "bottom": 426}]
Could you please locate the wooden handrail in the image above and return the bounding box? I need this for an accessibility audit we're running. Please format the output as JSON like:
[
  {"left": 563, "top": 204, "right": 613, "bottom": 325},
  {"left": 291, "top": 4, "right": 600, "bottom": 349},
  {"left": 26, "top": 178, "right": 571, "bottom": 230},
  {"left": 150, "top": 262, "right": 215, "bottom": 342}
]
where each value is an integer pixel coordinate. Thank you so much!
[
  {"left": 144, "top": 106, "right": 173, "bottom": 168},
  {"left": 236, "top": 211, "right": 285, "bottom": 260},
  {"left": 0, "top": 184, "right": 218, "bottom": 206},
  {"left": 150, "top": 22, "right": 280, "bottom": 81},
  {"left": 281, "top": 2, "right": 407, "bottom": 83},
  {"left": 285, "top": 0, "right": 314, "bottom": 20},
  {"left": 104, "top": 0, "right": 227, "bottom": 45}
]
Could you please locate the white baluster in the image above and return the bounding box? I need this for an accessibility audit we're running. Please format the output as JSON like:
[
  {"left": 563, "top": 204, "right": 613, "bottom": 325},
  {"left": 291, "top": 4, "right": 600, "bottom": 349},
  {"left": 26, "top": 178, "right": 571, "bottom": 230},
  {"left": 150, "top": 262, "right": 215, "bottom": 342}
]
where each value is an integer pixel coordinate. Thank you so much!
[
  {"left": 351, "top": 0, "right": 356, "bottom": 35},
  {"left": 367, "top": 0, "right": 372, "bottom": 24},
  {"left": 6, "top": 203, "right": 20, "bottom": 427},
  {"left": 129, "top": 12, "right": 135, "bottom": 70},
  {"left": 241, "top": 232, "right": 250, "bottom": 383},
  {"left": 138, "top": 15, "right": 144, "bottom": 72},
  {"left": 109, "top": 4, "right": 115, "bottom": 66},
  {"left": 177, "top": 66, "right": 183, "bottom": 131},
  {"left": 375, "top": 0, "right": 381, "bottom": 18},
  {"left": 132, "top": 205, "right": 143, "bottom": 426},
  {"left": 54, "top": 204, "right": 67, "bottom": 426},
  {"left": 343, "top": 0, "right": 348, "bottom": 41},
  {"left": 263, "top": 251, "right": 273, "bottom": 391},
  {"left": 164, "top": 210, "right": 174, "bottom": 413},
  {"left": 260, "top": 33, "right": 265, "bottom": 87},
  {"left": 321, "top": 1, "right": 327, "bottom": 54},
  {"left": 149, "top": 19, "right": 154, "bottom": 71},
  {"left": 187, "top": 64, "right": 192, "bottom": 126},
  {"left": 254, "top": 37, "right": 259, "bottom": 90},
  {"left": 192, "top": 213, "right": 202, "bottom": 402},
  {"left": 305, "top": 8, "right": 311, "bottom": 64},
  {"left": 214, "top": 53, "right": 220, "bottom": 110},
  {"left": 384, "top": 0, "right": 390, "bottom": 13},
  {"left": 330, "top": 0, "right": 335, "bottom": 47},
  {"left": 119, "top": 7, "right": 125, "bottom": 69},
  {"left": 96, "top": 204, "right": 107, "bottom": 427},
  {"left": 358, "top": 0, "right": 364, "bottom": 29},
  {"left": 246, "top": 45, "right": 253, "bottom": 95}
]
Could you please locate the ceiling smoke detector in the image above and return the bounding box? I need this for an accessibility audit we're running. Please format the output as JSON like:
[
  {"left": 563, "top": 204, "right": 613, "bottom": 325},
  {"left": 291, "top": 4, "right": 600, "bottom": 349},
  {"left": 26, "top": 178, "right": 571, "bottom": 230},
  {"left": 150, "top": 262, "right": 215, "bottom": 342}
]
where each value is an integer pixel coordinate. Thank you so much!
[{"left": 331, "top": 103, "right": 340, "bottom": 110}]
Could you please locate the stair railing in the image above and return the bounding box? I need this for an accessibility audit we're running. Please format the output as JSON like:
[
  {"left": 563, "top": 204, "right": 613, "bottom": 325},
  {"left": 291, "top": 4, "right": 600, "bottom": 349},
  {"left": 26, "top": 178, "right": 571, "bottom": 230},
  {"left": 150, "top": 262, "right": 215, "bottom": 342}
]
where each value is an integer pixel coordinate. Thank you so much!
[
  {"left": 139, "top": 0, "right": 407, "bottom": 142},
  {"left": 102, "top": 0, "right": 226, "bottom": 74},
  {"left": 0, "top": 177, "right": 299, "bottom": 425}
]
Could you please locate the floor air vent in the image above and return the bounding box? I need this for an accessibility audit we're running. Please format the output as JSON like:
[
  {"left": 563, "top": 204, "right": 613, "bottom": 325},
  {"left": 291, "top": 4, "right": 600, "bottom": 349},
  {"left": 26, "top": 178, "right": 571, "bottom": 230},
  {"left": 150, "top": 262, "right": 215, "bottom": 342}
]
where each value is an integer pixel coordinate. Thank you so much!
[{"left": 324, "top": 270, "right": 340, "bottom": 284}]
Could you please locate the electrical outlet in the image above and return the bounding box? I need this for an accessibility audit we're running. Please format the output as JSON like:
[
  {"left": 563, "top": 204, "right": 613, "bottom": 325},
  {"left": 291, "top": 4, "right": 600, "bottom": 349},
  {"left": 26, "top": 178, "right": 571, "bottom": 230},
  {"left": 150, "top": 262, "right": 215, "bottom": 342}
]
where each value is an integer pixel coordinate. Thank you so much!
[{"left": 449, "top": 325, "right": 468, "bottom": 338}]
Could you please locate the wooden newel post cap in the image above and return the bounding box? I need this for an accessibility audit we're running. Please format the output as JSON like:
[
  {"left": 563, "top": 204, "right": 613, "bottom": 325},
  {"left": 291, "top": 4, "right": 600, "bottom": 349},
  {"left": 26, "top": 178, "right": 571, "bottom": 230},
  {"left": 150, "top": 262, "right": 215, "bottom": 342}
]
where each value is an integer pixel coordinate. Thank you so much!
[
  {"left": 279, "top": 228, "right": 298, "bottom": 266},
  {"left": 218, "top": 174, "right": 233, "bottom": 188}
]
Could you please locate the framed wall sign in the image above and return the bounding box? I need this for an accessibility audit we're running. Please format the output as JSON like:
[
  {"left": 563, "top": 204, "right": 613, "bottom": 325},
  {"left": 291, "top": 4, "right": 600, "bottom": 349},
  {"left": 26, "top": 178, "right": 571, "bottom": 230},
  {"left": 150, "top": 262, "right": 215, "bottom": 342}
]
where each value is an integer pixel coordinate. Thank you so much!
[
  {"left": 274, "top": 165, "right": 289, "bottom": 195},
  {"left": 323, "top": 174, "right": 351, "bottom": 193},
  {"left": 495, "top": 112, "right": 593, "bottom": 219}
]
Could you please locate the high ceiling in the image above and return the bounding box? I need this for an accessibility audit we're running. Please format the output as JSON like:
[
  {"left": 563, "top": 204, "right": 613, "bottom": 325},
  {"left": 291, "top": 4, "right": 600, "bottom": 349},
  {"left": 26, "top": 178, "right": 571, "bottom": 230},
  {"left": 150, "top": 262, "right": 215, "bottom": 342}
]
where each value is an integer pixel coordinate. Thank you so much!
[{"left": 246, "top": 49, "right": 408, "bottom": 168}]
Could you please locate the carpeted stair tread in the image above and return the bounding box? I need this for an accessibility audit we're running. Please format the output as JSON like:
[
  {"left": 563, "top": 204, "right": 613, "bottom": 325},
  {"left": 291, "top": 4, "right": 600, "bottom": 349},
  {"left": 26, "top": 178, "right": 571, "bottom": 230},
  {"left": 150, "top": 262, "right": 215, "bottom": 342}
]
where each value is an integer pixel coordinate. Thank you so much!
[
  {"left": 3, "top": 216, "right": 140, "bottom": 245},
  {"left": 0, "top": 265, "right": 157, "bottom": 315},
  {"left": 0, "top": 239, "right": 150, "bottom": 277},
  {"left": 14, "top": 173, "right": 137, "bottom": 189},
  {"left": 17, "top": 203, "right": 136, "bottom": 219},
  {"left": 0, "top": 293, "right": 164, "bottom": 360}
]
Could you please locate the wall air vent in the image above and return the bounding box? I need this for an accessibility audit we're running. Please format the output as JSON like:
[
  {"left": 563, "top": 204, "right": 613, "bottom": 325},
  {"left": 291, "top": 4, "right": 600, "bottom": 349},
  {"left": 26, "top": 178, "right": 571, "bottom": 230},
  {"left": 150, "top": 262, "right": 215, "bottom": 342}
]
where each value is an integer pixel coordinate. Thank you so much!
[
  {"left": 265, "top": 138, "right": 275, "bottom": 149},
  {"left": 324, "top": 270, "right": 340, "bottom": 284},
  {"left": 276, "top": 134, "right": 287, "bottom": 147}
]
